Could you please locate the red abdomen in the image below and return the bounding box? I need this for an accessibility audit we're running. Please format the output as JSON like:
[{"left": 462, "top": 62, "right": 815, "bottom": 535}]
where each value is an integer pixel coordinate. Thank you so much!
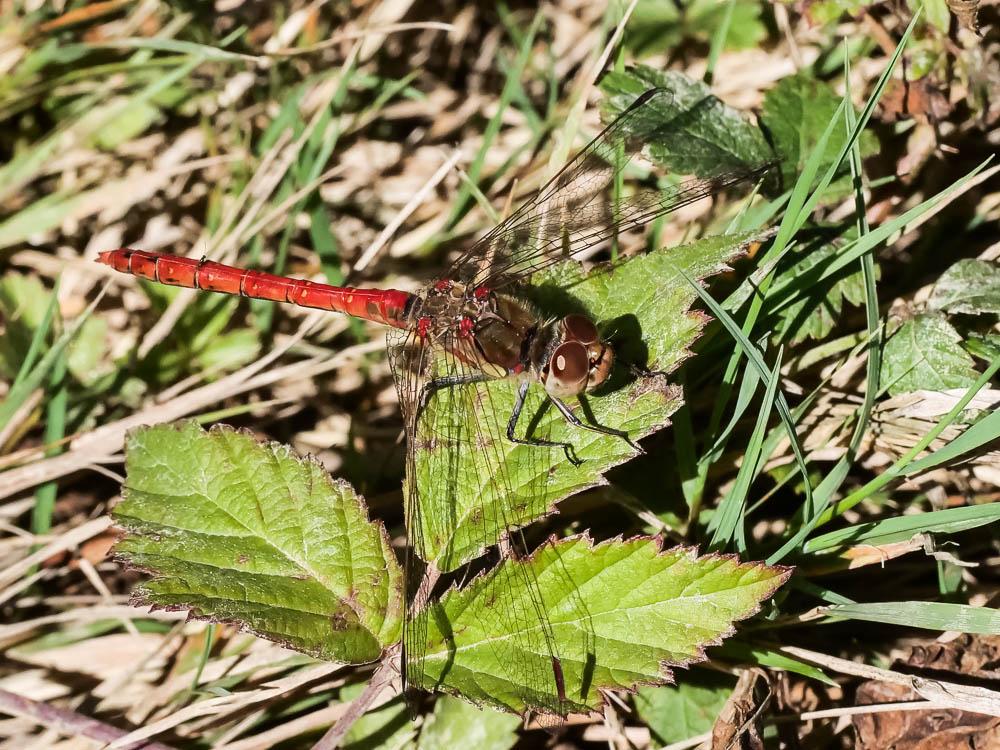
[{"left": 98, "top": 248, "right": 413, "bottom": 329}]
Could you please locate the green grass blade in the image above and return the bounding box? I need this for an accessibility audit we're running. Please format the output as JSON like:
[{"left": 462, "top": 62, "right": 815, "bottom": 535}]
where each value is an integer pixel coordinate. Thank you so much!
[
  {"left": 700, "top": 86, "right": 848, "bottom": 509},
  {"left": 681, "top": 270, "right": 815, "bottom": 528},
  {"left": 0, "top": 55, "right": 204, "bottom": 206},
  {"left": 903, "top": 396, "right": 1000, "bottom": 476},
  {"left": 844, "top": 50, "right": 880, "bottom": 457},
  {"left": 716, "top": 641, "right": 837, "bottom": 686},
  {"left": 688, "top": 356, "right": 762, "bottom": 522},
  {"left": 805, "top": 51, "right": 884, "bottom": 512},
  {"left": 0, "top": 286, "right": 103, "bottom": 433},
  {"left": 780, "top": 11, "right": 921, "bottom": 243},
  {"left": 190, "top": 623, "right": 216, "bottom": 693},
  {"left": 31, "top": 349, "right": 68, "bottom": 538},
  {"left": 826, "top": 602, "right": 1000, "bottom": 635},
  {"left": 11, "top": 278, "right": 60, "bottom": 391},
  {"left": 709, "top": 347, "right": 783, "bottom": 552},
  {"left": 792, "top": 577, "right": 856, "bottom": 606},
  {"left": 443, "top": 11, "right": 542, "bottom": 233},
  {"left": 743, "top": 11, "right": 920, "bottom": 363},
  {"left": 768, "top": 159, "right": 993, "bottom": 313},
  {"left": 805, "top": 504, "right": 1000, "bottom": 553},
  {"left": 704, "top": 0, "right": 736, "bottom": 86},
  {"left": 86, "top": 37, "right": 257, "bottom": 62}
]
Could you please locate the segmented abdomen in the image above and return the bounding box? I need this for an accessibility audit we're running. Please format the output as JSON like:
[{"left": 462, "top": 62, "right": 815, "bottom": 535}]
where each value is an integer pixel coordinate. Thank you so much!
[{"left": 98, "top": 248, "right": 413, "bottom": 329}]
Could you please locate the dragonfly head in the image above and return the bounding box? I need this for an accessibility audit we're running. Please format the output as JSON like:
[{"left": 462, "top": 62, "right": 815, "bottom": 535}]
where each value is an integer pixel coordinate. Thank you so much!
[{"left": 542, "top": 314, "right": 614, "bottom": 397}]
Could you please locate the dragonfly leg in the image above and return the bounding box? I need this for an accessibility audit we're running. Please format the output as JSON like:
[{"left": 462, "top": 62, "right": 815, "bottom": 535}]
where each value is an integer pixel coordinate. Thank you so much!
[
  {"left": 623, "top": 359, "right": 669, "bottom": 379},
  {"left": 507, "top": 380, "right": 581, "bottom": 466},
  {"left": 415, "top": 372, "right": 490, "bottom": 424},
  {"left": 548, "top": 394, "right": 644, "bottom": 453}
]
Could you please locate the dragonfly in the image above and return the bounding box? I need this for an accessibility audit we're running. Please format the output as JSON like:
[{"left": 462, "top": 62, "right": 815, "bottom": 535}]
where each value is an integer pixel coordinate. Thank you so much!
[{"left": 98, "top": 88, "right": 775, "bottom": 718}]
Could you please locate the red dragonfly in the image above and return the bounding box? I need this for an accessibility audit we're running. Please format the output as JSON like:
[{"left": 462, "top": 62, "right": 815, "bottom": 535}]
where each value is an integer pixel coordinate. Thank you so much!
[{"left": 99, "top": 89, "right": 774, "bottom": 717}]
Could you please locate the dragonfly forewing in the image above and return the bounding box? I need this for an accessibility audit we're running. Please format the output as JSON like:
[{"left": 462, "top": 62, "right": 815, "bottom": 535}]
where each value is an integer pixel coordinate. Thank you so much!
[
  {"left": 448, "top": 89, "right": 775, "bottom": 291},
  {"left": 390, "top": 326, "right": 601, "bottom": 715},
  {"left": 385, "top": 87, "right": 776, "bottom": 716}
]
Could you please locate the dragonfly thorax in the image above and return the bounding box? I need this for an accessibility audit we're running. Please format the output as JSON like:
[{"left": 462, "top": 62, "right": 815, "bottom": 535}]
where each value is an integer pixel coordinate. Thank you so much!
[
  {"left": 412, "top": 282, "right": 613, "bottom": 395},
  {"left": 413, "top": 280, "right": 509, "bottom": 341}
]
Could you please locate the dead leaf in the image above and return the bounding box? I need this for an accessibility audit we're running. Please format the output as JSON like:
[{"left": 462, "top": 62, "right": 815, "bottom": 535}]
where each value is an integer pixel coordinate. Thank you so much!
[
  {"left": 879, "top": 78, "right": 953, "bottom": 124},
  {"left": 77, "top": 531, "right": 117, "bottom": 567},
  {"left": 712, "top": 668, "right": 771, "bottom": 750},
  {"left": 947, "top": 0, "right": 981, "bottom": 35},
  {"left": 854, "top": 636, "right": 1000, "bottom": 749}
]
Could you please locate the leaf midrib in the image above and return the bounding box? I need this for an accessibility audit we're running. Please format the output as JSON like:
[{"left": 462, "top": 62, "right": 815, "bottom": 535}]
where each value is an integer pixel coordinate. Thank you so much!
[{"left": 420, "top": 566, "right": 776, "bottom": 662}]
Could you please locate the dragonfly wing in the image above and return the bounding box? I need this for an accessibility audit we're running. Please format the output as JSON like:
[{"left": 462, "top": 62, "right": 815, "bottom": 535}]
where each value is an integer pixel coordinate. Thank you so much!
[
  {"left": 386, "top": 324, "right": 430, "bottom": 705},
  {"left": 392, "top": 330, "right": 596, "bottom": 715},
  {"left": 448, "top": 88, "right": 774, "bottom": 290}
]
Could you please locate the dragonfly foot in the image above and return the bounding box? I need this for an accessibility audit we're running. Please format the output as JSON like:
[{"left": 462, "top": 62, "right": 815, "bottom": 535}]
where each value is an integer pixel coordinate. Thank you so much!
[
  {"left": 563, "top": 445, "right": 583, "bottom": 467},
  {"left": 625, "top": 360, "right": 669, "bottom": 379}
]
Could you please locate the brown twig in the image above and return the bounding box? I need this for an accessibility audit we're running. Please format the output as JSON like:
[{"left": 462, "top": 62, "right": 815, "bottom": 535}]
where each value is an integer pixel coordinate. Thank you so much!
[
  {"left": 410, "top": 562, "right": 441, "bottom": 615},
  {"left": 312, "top": 648, "right": 401, "bottom": 750},
  {"left": 0, "top": 688, "right": 178, "bottom": 750},
  {"left": 779, "top": 645, "right": 1000, "bottom": 717}
]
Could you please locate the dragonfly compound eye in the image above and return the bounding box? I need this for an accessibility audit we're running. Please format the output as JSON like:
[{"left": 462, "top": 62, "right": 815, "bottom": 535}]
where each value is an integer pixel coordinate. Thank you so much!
[
  {"left": 545, "top": 341, "right": 590, "bottom": 397},
  {"left": 562, "top": 314, "right": 599, "bottom": 345}
]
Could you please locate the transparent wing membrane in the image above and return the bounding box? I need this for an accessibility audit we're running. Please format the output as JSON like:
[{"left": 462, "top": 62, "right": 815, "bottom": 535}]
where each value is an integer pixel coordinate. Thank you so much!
[
  {"left": 390, "top": 323, "right": 598, "bottom": 716},
  {"left": 448, "top": 89, "right": 774, "bottom": 290},
  {"left": 388, "top": 88, "right": 771, "bottom": 716}
]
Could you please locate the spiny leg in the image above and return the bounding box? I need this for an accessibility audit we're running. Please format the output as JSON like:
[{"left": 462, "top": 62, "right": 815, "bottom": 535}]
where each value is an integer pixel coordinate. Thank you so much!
[
  {"left": 507, "top": 380, "right": 581, "bottom": 466},
  {"left": 548, "top": 394, "right": 643, "bottom": 453},
  {"left": 623, "top": 360, "right": 669, "bottom": 379}
]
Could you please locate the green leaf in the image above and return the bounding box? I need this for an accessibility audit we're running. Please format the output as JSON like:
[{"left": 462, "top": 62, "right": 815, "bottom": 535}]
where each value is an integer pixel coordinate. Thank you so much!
[
  {"left": 826, "top": 601, "right": 1000, "bottom": 635},
  {"left": 634, "top": 672, "right": 734, "bottom": 745},
  {"left": 66, "top": 315, "right": 108, "bottom": 385},
  {"left": 413, "top": 231, "right": 765, "bottom": 571},
  {"left": 113, "top": 422, "right": 403, "bottom": 664},
  {"left": 805, "top": 504, "right": 1000, "bottom": 553},
  {"left": 714, "top": 640, "right": 837, "bottom": 685},
  {"left": 413, "top": 377, "right": 676, "bottom": 573},
  {"left": 600, "top": 67, "right": 774, "bottom": 178},
  {"left": 0, "top": 273, "right": 52, "bottom": 379},
  {"left": 410, "top": 538, "right": 790, "bottom": 715},
  {"left": 625, "top": 0, "right": 766, "bottom": 56},
  {"left": 928, "top": 259, "right": 1000, "bottom": 315},
  {"left": 761, "top": 73, "right": 878, "bottom": 186},
  {"left": 418, "top": 696, "right": 520, "bottom": 750},
  {"left": 774, "top": 233, "right": 873, "bottom": 344},
  {"left": 880, "top": 314, "right": 978, "bottom": 396}
]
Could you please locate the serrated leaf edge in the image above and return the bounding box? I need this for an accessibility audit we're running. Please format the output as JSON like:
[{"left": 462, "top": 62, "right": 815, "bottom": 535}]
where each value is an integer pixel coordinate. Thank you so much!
[
  {"left": 425, "top": 532, "right": 792, "bottom": 717},
  {"left": 113, "top": 420, "right": 402, "bottom": 663}
]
